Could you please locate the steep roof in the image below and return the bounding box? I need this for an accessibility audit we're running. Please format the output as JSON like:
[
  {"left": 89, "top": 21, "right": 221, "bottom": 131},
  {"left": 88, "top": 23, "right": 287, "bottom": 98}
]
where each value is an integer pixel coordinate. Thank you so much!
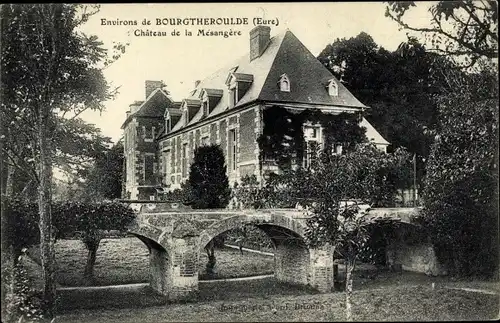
[
  {"left": 166, "top": 29, "right": 367, "bottom": 135},
  {"left": 121, "top": 89, "right": 173, "bottom": 129},
  {"left": 258, "top": 31, "right": 366, "bottom": 107}
]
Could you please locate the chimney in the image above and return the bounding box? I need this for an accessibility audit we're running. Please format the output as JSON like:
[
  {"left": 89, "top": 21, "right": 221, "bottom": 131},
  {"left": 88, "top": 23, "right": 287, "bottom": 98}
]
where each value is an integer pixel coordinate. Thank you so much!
[
  {"left": 194, "top": 80, "right": 201, "bottom": 88},
  {"left": 145, "top": 80, "right": 164, "bottom": 98},
  {"left": 250, "top": 25, "right": 271, "bottom": 61}
]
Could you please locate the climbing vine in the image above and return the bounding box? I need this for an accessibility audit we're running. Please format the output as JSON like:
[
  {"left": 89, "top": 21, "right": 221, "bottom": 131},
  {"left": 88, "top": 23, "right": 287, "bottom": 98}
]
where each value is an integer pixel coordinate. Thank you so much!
[{"left": 257, "top": 106, "right": 368, "bottom": 170}]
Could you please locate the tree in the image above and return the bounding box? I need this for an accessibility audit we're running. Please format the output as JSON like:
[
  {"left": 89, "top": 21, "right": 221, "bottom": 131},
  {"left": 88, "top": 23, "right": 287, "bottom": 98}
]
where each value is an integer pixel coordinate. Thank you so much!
[
  {"left": 82, "top": 140, "right": 125, "bottom": 201},
  {"left": 317, "top": 33, "right": 443, "bottom": 187},
  {"left": 72, "top": 201, "right": 135, "bottom": 284},
  {"left": 420, "top": 67, "right": 498, "bottom": 277},
  {"left": 385, "top": 0, "right": 499, "bottom": 277},
  {"left": 304, "top": 143, "right": 411, "bottom": 321},
  {"left": 1, "top": 4, "right": 127, "bottom": 318},
  {"left": 186, "top": 144, "right": 231, "bottom": 209},
  {"left": 385, "top": 1, "right": 498, "bottom": 69},
  {"left": 185, "top": 144, "right": 230, "bottom": 275},
  {"left": 1, "top": 114, "right": 113, "bottom": 200}
]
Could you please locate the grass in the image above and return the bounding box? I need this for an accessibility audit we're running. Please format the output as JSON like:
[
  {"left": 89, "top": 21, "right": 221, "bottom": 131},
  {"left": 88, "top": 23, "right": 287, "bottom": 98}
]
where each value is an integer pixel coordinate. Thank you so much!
[
  {"left": 55, "top": 281, "right": 499, "bottom": 322},
  {"left": 20, "top": 236, "right": 499, "bottom": 322},
  {"left": 28, "top": 237, "right": 274, "bottom": 286}
]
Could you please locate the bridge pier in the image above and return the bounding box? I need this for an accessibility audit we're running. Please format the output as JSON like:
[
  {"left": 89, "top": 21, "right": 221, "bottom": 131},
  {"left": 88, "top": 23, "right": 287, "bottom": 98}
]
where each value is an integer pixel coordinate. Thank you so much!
[
  {"left": 274, "top": 241, "right": 333, "bottom": 292},
  {"left": 148, "top": 237, "right": 199, "bottom": 301}
]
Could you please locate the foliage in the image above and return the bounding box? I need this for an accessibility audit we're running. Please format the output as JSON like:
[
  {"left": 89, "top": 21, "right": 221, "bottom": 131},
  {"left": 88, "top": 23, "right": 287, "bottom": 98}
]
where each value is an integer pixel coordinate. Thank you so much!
[
  {"left": 185, "top": 144, "right": 231, "bottom": 209},
  {"left": 3, "top": 196, "right": 136, "bottom": 284},
  {"left": 1, "top": 4, "right": 128, "bottom": 316},
  {"left": 231, "top": 175, "right": 293, "bottom": 209},
  {"left": 300, "top": 143, "right": 410, "bottom": 320},
  {"left": 420, "top": 68, "right": 499, "bottom": 277},
  {"left": 82, "top": 141, "right": 125, "bottom": 201},
  {"left": 317, "top": 32, "right": 444, "bottom": 187},
  {"left": 4, "top": 253, "right": 45, "bottom": 323},
  {"left": 385, "top": 1, "right": 498, "bottom": 69},
  {"left": 234, "top": 144, "right": 411, "bottom": 210},
  {"left": 3, "top": 197, "right": 40, "bottom": 258},
  {"left": 257, "top": 106, "right": 367, "bottom": 170}
]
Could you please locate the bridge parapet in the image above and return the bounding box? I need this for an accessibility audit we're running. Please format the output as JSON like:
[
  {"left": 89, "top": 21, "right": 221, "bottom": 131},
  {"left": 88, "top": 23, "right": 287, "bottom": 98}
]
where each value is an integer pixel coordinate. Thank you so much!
[{"left": 366, "top": 207, "right": 422, "bottom": 224}]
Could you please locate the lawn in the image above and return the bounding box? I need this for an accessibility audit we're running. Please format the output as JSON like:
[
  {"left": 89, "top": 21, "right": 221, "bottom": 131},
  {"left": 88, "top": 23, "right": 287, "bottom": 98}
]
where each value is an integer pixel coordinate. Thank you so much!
[
  {"left": 55, "top": 281, "right": 499, "bottom": 322},
  {"left": 21, "top": 237, "right": 499, "bottom": 322},
  {"left": 28, "top": 237, "right": 274, "bottom": 286}
]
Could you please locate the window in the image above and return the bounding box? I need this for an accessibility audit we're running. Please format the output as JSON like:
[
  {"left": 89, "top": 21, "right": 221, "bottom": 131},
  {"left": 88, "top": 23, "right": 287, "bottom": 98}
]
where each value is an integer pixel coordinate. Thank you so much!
[
  {"left": 305, "top": 141, "right": 320, "bottom": 169},
  {"left": 327, "top": 79, "right": 338, "bottom": 96},
  {"left": 303, "top": 125, "right": 322, "bottom": 168},
  {"left": 334, "top": 144, "right": 343, "bottom": 155},
  {"left": 151, "top": 126, "right": 156, "bottom": 139},
  {"left": 304, "top": 126, "right": 320, "bottom": 140},
  {"left": 202, "top": 136, "right": 209, "bottom": 146},
  {"left": 229, "top": 129, "right": 237, "bottom": 171},
  {"left": 182, "top": 144, "right": 188, "bottom": 178},
  {"left": 229, "top": 85, "right": 237, "bottom": 108},
  {"left": 279, "top": 74, "right": 290, "bottom": 92},
  {"left": 163, "top": 151, "right": 171, "bottom": 185},
  {"left": 143, "top": 154, "right": 154, "bottom": 183},
  {"left": 166, "top": 118, "right": 171, "bottom": 133},
  {"left": 203, "top": 101, "right": 209, "bottom": 117}
]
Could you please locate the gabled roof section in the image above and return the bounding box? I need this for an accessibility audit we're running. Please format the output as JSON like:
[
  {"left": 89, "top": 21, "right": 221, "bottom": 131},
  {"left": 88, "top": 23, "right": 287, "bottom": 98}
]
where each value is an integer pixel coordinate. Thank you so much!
[
  {"left": 183, "top": 98, "right": 201, "bottom": 106},
  {"left": 165, "top": 107, "right": 182, "bottom": 118},
  {"left": 361, "top": 117, "right": 390, "bottom": 145},
  {"left": 199, "top": 88, "right": 224, "bottom": 98},
  {"left": 121, "top": 88, "right": 172, "bottom": 129},
  {"left": 258, "top": 31, "right": 366, "bottom": 108}
]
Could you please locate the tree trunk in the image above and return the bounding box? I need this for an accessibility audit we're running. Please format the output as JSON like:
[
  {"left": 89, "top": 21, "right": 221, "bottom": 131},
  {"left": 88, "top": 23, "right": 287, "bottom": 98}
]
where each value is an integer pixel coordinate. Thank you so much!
[
  {"left": 205, "top": 241, "right": 217, "bottom": 275},
  {"left": 345, "top": 263, "right": 354, "bottom": 322},
  {"left": 345, "top": 246, "right": 356, "bottom": 322},
  {"left": 5, "top": 162, "right": 15, "bottom": 196},
  {"left": 84, "top": 247, "right": 98, "bottom": 285},
  {"left": 38, "top": 109, "right": 56, "bottom": 319},
  {"left": 1, "top": 243, "right": 16, "bottom": 323}
]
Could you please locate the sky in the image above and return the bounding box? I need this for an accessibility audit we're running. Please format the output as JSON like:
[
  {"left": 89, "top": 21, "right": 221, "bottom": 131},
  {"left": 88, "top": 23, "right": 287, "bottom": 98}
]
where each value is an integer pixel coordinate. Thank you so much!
[{"left": 78, "top": 2, "right": 433, "bottom": 143}]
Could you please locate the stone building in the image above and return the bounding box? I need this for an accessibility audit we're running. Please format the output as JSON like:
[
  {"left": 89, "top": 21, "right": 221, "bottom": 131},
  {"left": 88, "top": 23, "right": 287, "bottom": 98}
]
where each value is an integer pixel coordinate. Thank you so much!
[{"left": 122, "top": 26, "right": 389, "bottom": 200}]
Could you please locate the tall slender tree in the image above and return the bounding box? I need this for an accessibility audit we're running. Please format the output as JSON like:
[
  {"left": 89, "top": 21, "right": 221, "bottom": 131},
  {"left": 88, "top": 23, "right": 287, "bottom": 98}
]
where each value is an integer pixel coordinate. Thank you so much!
[{"left": 1, "top": 4, "right": 127, "bottom": 318}]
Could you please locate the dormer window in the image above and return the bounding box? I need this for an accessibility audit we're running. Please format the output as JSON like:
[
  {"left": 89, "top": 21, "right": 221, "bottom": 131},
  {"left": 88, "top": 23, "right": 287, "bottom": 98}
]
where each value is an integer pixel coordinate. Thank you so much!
[
  {"left": 327, "top": 79, "right": 338, "bottom": 97},
  {"left": 166, "top": 117, "right": 171, "bottom": 133},
  {"left": 225, "top": 71, "right": 253, "bottom": 108},
  {"left": 279, "top": 74, "right": 290, "bottom": 92},
  {"left": 202, "top": 100, "right": 209, "bottom": 117},
  {"left": 229, "top": 85, "right": 238, "bottom": 108}
]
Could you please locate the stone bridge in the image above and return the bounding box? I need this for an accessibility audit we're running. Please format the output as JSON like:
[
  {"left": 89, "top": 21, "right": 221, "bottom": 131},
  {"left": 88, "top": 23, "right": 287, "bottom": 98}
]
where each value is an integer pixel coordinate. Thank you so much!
[{"left": 128, "top": 204, "right": 420, "bottom": 301}]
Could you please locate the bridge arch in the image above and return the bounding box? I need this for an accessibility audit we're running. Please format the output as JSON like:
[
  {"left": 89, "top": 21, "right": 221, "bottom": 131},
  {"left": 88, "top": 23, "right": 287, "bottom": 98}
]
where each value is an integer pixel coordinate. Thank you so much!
[
  {"left": 197, "top": 212, "right": 314, "bottom": 287},
  {"left": 197, "top": 212, "right": 307, "bottom": 251}
]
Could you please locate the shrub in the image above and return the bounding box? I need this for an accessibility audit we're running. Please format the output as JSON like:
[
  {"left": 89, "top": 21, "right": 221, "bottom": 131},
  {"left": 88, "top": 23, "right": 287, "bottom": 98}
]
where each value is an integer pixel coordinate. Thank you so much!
[
  {"left": 3, "top": 197, "right": 136, "bottom": 285},
  {"left": 3, "top": 252, "right": 44, "bottom": 323},
  {"left": 186, "top": 144, "right": 231, "bottom": 209}
]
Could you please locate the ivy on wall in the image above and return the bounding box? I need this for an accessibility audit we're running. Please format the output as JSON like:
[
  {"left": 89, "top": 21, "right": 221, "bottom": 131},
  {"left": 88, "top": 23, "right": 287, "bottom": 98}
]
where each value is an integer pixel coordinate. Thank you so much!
[{"left": 257, "top": 106, "right": 368, "bottom": 170}]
